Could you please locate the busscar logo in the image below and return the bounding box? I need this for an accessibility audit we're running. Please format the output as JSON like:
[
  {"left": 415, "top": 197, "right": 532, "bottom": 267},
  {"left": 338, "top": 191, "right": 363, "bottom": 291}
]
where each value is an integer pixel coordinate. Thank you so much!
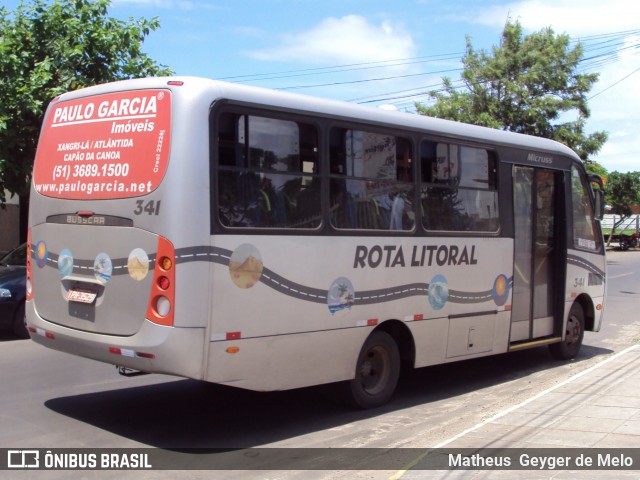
[
  {"left": 66, "top": 215, "right": 106, "bottom": 225},
  {"left": 8, "top": 450, "right": 39, "bottom": 468}
]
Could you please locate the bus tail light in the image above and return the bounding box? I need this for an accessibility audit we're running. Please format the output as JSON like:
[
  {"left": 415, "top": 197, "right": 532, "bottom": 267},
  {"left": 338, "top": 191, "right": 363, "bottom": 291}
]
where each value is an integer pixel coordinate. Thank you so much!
[
  {"left": 157, "top": 276, "right": 171, "bottom": 290},
  {"left": 26, "top": 229, "right": 34, "bottom": 301},
  {"left": 109, "top": 346, "right": 155, "bottom": 359},
  {"left": 146, "top": 235, "right": 175, "bottom": 327},
  {"left": 155, "top": 296, "right": 171, "bottom": 316},
  {"left": 28, "top": 326, "right": 55, "bottom": 340}
]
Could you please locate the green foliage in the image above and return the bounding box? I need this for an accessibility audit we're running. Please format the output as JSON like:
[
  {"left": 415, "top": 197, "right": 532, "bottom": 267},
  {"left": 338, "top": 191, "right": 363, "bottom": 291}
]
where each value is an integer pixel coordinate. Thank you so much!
[
  {"left": 416, "top": 20, "right": 608, "bottom": 161},
  {"left": 606, "top": 171, "right": 640, "bottom": 218},
  {"left": 584, "top": 160, "right": 608, "bottom": 190},
  {"left": 0, "top": 0, "right": 173, "bottom": 203},
  {"left": 603, "top": 171, "right": 640, "bottom": 243},
  {"left": 584, "top": 160, "right": 608, "bottom": 179}
]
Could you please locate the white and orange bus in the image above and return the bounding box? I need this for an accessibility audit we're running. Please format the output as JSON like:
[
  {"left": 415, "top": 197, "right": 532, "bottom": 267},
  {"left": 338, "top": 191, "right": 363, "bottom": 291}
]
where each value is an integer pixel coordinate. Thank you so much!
[{"left": 27, "top": 77, "right": 606, "bottom": 408}]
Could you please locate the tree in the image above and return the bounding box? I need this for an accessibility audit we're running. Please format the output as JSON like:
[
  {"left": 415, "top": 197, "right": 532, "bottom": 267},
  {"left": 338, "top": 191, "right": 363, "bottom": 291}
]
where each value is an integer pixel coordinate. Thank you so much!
[
  {"left": 584, "top": 160, "right": 608, "bottom": 182},
  {"left": 0, "top": 0, "right": 172, "bottom": 239},
  {"left": 604, "top": 171, "right": 640, "bottom": 245},
  {"left": 584, "top": 160, "right": 608, "bottom": 194},
  {"left": 416, "top": 20, "right": 608, "bottom": 161}
]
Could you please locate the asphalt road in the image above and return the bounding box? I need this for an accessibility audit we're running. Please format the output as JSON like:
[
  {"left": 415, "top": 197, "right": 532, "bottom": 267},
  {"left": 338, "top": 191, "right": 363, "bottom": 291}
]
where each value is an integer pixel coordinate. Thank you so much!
[{"left": 1, "top": 249, "right": 639, "bottom": 480}]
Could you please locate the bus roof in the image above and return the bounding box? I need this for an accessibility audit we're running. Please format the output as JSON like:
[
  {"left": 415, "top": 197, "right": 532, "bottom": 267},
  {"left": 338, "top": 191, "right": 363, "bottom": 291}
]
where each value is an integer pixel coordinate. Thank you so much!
[{"left": 55, "top": 76, "right": 582, "bottom": 162}]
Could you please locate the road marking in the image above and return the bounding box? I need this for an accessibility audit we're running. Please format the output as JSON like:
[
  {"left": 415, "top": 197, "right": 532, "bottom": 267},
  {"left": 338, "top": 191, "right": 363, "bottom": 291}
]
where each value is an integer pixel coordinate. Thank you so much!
[
  {"left": 608, "top": 272, "right": 635, "bottom": 279},
  {"left": 388, "top": 344, "right": 640, "bottom": 479}
]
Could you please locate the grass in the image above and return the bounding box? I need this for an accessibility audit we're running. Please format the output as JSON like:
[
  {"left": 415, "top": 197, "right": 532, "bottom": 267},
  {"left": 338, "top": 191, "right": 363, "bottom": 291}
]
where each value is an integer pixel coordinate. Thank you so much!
[{"left": 602, "top": 228, "right": 639, "bottom": 236}]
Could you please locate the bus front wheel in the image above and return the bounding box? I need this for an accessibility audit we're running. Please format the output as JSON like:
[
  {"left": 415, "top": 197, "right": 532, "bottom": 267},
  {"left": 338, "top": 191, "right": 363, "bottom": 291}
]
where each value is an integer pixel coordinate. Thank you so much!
[
  {"left": 345, "top": 331, "right": 400, "bottom": 409},
  {"left": 549, "top": 303, "right": 584, "bottom": 360}
]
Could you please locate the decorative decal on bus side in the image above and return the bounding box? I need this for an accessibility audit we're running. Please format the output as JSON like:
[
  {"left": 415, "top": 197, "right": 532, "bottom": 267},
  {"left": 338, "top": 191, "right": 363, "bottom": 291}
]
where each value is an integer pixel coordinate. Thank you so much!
[
  {"left": 31, "top": 243, "right": 516, "bottom": 310},
  {"left": 566, "top": 254, "right": 606, "bottom": 280},
  {"left": 35, "top": 241, "right": 48, "bottom": 268},
  {"left": 34, "top": 244, "right": 604, "bottom": 311},
  {"left": 492, "top": 274, "right": 510, "bottom": 306},
  {"left": 428, "top": 274, "right": 449, "bottom": 310},
  {"left": 58, "top": 249, "right": 74, "bottom": 277},
  {"left": 228, "top": 244, "right": 264, "bottom": 289},
  {"left": 328, "top": 277, "right": 355, "bottom": 315},
  {"left": 33, "top": 89, "right": 171, "bottom": 200},
  {"left": 93, "top": 253, "right": 113, "bottom": 285},
  {"left": 127, "top": 248, "right": 150, "bottom": 281}
]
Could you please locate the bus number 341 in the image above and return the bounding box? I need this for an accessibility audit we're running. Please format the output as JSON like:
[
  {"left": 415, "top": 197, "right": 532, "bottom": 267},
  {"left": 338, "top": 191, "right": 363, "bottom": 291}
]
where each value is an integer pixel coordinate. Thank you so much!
[{"left": 134, "top": 200, "right": 161, "bottom": 216}]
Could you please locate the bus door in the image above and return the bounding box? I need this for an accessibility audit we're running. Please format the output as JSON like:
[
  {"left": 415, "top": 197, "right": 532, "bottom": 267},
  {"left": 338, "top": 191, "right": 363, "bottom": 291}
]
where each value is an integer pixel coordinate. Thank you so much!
[{"left": 510, "top": 166, "right": 563, "bottom": 343}]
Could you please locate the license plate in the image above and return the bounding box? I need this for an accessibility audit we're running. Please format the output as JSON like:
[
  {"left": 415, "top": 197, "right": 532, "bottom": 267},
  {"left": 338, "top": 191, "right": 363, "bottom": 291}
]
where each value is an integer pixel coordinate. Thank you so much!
[{"left": 67, "top": 289, "right": 97, "bottom": 304}]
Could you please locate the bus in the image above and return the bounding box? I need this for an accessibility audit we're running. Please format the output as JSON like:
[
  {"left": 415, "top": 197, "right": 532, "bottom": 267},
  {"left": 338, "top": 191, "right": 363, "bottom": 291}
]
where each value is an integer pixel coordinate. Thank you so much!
[{"left": 26, "top": 77, "right": 606, "bottom": 408}]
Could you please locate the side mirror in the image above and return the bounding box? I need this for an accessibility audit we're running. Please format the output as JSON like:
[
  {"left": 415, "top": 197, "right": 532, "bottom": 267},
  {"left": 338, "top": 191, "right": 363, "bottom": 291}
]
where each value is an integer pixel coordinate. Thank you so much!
[
  {"left": 588, "top": 174, "right": 605, "bottom": 220},
  {"left": 594, "top": 189, "right": 605, "bottom": 220}
]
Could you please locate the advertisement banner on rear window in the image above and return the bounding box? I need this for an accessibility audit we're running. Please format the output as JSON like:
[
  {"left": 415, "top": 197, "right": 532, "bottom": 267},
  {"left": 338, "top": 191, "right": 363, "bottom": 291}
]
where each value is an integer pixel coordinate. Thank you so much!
[{"left": 33, "top": 89, "right": 171, "bottom": 200}]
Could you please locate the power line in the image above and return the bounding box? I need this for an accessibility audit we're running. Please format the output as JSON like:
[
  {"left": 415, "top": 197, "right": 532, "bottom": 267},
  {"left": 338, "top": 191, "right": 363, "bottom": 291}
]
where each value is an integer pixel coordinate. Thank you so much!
[
  {"left": 347, "top": 30, "right": 640, "bottom": 106},
  {"left": 589, "top": 67, "right": 640, "bottom": 100},
  {"left": 278, "top": 67, "right": 463, "bottom": 91},
  {"left": 220, "top": 52, "right": 464, "bottom": 82},
  {"left": 219, "top": 28, "right": 640, "bottom": 107}
]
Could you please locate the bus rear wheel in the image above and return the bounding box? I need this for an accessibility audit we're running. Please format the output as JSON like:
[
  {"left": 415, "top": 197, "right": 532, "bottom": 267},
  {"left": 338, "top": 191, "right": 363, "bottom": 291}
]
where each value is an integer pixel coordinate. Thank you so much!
[
  {"left": 345, "top": 331, "right": 400, "bottom": 409},
  {"left": 549, "top": 303, "right": 584, "bottom": 360}
]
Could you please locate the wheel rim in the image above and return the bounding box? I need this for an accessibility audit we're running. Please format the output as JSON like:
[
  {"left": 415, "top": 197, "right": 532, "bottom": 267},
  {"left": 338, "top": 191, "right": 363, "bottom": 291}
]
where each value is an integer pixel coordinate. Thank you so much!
[
  {"left": 359, "top": 345, "right": 391, "bottom": 395},
  {"left": 565, "top": 314, "right": 582, "bottom": 347}
]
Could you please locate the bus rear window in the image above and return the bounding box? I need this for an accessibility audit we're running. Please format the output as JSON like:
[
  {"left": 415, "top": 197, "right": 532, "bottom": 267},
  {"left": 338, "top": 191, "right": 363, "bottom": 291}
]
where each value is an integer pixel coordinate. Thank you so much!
[{"left": 33, "top": 89, "right": 171, "bottom": 200}]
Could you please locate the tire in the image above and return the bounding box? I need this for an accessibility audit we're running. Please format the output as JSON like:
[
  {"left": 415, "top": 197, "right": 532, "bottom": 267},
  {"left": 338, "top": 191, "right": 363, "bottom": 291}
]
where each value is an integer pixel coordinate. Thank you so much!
[
  {"left": 12, "top": 302, "right": 29, "bottom": 339},
  {"left": 343, "top": 331, "right": 400, "bottom": 409},
  {"left": 549, "top": 303, "right": 584, "bottom": 360}
]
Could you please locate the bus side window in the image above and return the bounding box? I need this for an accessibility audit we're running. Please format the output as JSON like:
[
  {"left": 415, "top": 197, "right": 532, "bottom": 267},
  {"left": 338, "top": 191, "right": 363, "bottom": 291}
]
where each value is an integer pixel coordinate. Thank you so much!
[
  {"left": 217, "top": 112, "right": 240, "bottom": 167},
  {"left": 216, "top": 111, "right": 321, "bottom": 229},
  {"left": 329, "top": 127, "right": 415, "bottom": 231},
  {"left": 420, "top": 141, "right": 499, "bottom": 232}
]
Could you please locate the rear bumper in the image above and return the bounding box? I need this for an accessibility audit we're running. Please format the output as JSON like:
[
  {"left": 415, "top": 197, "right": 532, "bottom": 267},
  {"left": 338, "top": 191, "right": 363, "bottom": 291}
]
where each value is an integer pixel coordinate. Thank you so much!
[{"left": 26, "top": 301, "right": 205, "bottom": 380}]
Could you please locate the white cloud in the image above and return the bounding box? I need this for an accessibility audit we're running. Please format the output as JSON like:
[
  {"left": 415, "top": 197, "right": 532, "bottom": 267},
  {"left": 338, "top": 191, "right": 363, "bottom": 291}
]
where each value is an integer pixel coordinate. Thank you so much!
[
  {"left": 246, "top": 15, "right": 415, "bottom": 65},
  {"left": 465, "top": 1, "right": 640, "bottom": 172},
  {"left": 588, "top": 35, "right": 640, "bottom": 172},
  {"left": 472, "top": 0, "right": 640, "bottom": 35}
]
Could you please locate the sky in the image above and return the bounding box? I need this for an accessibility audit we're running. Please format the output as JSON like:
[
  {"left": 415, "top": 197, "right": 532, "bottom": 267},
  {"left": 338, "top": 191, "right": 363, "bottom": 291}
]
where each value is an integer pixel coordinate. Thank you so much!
[{"left": 5, "top": 0, "right": 640, "bottom": 172}]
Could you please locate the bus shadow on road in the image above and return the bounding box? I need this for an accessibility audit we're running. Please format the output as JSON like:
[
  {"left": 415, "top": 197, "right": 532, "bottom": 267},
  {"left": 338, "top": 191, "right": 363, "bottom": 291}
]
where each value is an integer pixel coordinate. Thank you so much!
[
  {"left": 44, "top": 343, "right": 612, "bottom": 450},
  {"left": 393, "top": 342, "right": 610, "bottom": 409}
]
